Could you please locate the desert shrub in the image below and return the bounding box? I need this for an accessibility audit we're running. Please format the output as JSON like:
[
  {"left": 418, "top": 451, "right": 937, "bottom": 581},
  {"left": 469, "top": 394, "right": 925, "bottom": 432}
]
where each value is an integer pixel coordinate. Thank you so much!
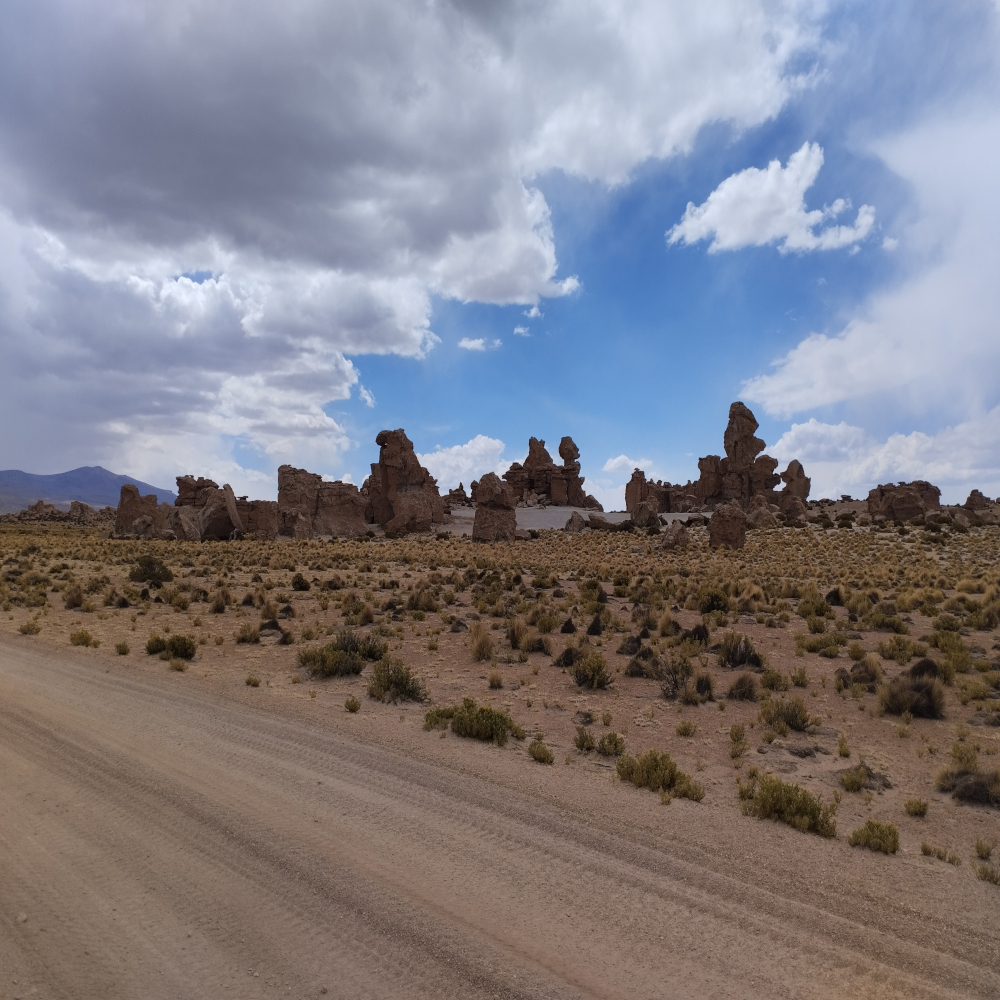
[
  {"left": 847, "top": 642, "right": 866, "bottom": 661},
  {"left": 975, "top": 862, "right": 1000, "bottom": 885},
  {"left": 904, "top": 797, "right": 929, "bottom": 817},
  {"left": 571, "top": 651, "right": 610, "bottom": 689},
  {"left": 63, "top": 584, "right": 84, "bottom": 609},
  {"left": 18, "top": 619, "right": 40, "bottom": 635},
  {"left": 597, "top": 731, "right": 626, "bottom": 757},
  {"left": 975, "top": 836, "right": 995, "bottom": 861},
  {"left": 367, "top": 657, "right": 426, "bottom": 703},
  {"left": 528, "top": 737, "right": 554, "bottom": 764},
  {"left": 617, "top": 749, "right": 705, "bottom": 802},
  {"left": 236, "top": 622, "right": 260, "bottom": 644},
  {"left": 168, "top": 658, "right": 187, "bottom": 672},
  {"left": 345, "top": 695, "right": 361, "bottom": 713},
  {"left": 574, "top": 725, "right": 596, "bottom": 752},
  {"left": 951, "top": 740, "right": 979, "bottom": 771},
  {"left": 659, "top": 650, "right": 693, "bottom": 700},
  {"left": 759, "top": 695, "right": 813, "bottom": 733},
  {"left": 115, "top": 641, "right": 130, "bottom": 655},
  {"left": 145, "top": 633, "right": 168, "bottom": 655},
  {"left": 835, "top": 656, "right": 883, "bottom": 693},
  {"left": 698, "top": 588, "right": 729, "bottom": 614},
  {"left": 167, "top": 634, "right": 196, "bottom": 660},
  {"left": 848, "top": 820, "right": 899, "bottom": 854},
  {"left": 429, "top": 698, "right": 522, "bottom": 745},
  {"left": 507, "top": 619, "right": 528, "bottom": 650},
  {"left": 291, "top": 572, "right": 310, "bottom": 591},
  {"left": 469, "top": 623, "right": 493, "bottom": 661},
  {"left": 790, "top": 666, "right": 808, "bottom": 687},
  {"left": 727, "top": 672, "right": 759, "bottom": 701},
  {"left": 676, "top": 720, "right": 696, "bottom": 737},
  {"left": 729, "top": 723, "right": 749, "bottom": 759},
  {"left": 209, "top": 591, "right": 228, "bottom": 614},
  {"left": 840, "top": 765, "right": 867, "bottom": 792},
  {"left": 878, "top": 676, "right": 945, "bottom": 719},
  {"left": 718, "top": 632, "right": 765, "bottom": 670},
  {"left": 877, "top": 635, "right": 925, "bottom": 665},
  {"left": 937, "top": 768, "right": 1000, "bottom": 806},
  {"left": 298, "top": 645, "right": 362, "bottom": 678},
  {"left": 761, "top": 668, "right": 789, "bottom": 692},
  {"left": 488, "top": 670, "right": 504, "bottom": 690},
  {"left": 738, "top": 769, "right": 837, "bottom": 837},
  {"left": 128, "top": 555, "right": 173, "bottom": 585},
  {"left": 69, "top": 628, "right": 98, "bottom": 648},
  {"left": 245, "top": 674, "right": 260, "bottom": 687}
]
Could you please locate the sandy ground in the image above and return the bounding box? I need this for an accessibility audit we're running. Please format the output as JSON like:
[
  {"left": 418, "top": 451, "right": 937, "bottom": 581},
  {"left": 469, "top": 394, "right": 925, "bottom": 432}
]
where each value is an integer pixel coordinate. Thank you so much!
[
  {"left": 443, "top": 506, "right": 640, "bottom": 534},
  {"left": 2, "top": 629, "right": 999, "bottom": 999}
]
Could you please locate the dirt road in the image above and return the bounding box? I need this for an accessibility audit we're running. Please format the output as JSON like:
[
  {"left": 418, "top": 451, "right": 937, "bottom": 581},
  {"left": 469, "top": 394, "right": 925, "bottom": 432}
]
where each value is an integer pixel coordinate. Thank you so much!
[{"left": 1, "top": 637, "right": 997, "bottom": 1000}]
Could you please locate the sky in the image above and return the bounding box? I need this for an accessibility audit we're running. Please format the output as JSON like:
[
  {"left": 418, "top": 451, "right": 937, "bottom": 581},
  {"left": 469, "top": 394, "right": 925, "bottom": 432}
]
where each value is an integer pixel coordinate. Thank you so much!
[{"left": 1, "top": 0, "right": 999, "bottom": 509}]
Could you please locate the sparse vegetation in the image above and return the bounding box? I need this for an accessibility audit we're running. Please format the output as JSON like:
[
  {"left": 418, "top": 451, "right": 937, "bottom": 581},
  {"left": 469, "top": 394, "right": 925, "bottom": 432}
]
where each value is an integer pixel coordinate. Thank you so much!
[
  {"left": 848, "top": 820, "right": 899, "bottom": 854},
  {"left": 424, "top": 698, "right": 524, "bottom": 745},
  {"left": 616, "top": 749, "right": 705, "bottom": 802},
  {"left": 738, "top": 768, "right": 837, "bottom": 837},
  {"left": 904, "top": 797, "right": 928, "bottom": 817},
  {"left": 367, "top": 657, "right": 426, "bottom": 702},
  {"left": 528, "top": 736, "right": 554, "bottom": 764},
  {"left": 718, "top": 631, "right": 765, "bottom": 670}
]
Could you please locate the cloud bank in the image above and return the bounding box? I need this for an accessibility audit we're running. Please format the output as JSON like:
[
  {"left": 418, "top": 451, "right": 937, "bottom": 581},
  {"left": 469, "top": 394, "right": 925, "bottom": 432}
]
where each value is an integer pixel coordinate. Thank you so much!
[
  {"left": 0, "top": 0, "right": 825, "bottom": 487},
  {"left": 417, "top": 435, "right": 510, "bottom": 491}
]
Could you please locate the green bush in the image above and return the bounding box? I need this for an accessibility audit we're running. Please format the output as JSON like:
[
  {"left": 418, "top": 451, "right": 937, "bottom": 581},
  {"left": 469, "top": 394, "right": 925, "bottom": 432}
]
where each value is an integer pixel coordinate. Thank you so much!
[
  {"left": 166, "top": 634, "right": 196, "bottom": 660},
  {"left": 145, "top": 634, "right": 168, "bottom": 655},
  {"left": 727, "top": 672, "right": 758, "bottom": 701},
  {"left": 840, "top": 765, "right": 867, "bottom": 792},
  {"left": 904, "top": 797, "right": 928, "bottom": 817},
  {"left": 367, "top": 657, "right": 426, "bottom": 703},
  {"left": 597, "top": 731, "right": 626, "bottom": 757},
  {"left": 69, "top": 628, "right": 98, "bottom": 648},
  {"left": 298, "top": 628, "right": 388, "bottom": 678},
  {"left": 616, "top": 749, "right": 705, "bottom": 802},
  {"left": 758, "top": 695, "right": 813, "bottom": 733},
  {"left": 761, "top": 668, "right": 789, "bottom": 692},
  {"left": 128, "top": 555, "right": 173, "bottom": 585},
  {"left": 848, "top": 819, "right": 899, "bottom": 854},
  {"left": 738, "top": 769, "right": 837, "bottom": 837},
  {"left": 345, "top": 696, "right": 361, "bottom": 713},
  {"left": 425, "top": 698, "right": 523, "bottom": 745},
  {"left": 115, "top": 641, "right": 130, "bottom": 655},
  {"left": 571, "top": 651, "right": 611, "bottom": 689},
  {"left": 528, "top": 737, "right": 554, "bottom": 764},
  {"left": 574, "top": 725, "right": 596, "bottom": 752},
  {"left": 877, "top": 676, "right": 945, "bottom": 719},
  {"left": 718, "top": 631, "right": 765, "bottom": 670}
]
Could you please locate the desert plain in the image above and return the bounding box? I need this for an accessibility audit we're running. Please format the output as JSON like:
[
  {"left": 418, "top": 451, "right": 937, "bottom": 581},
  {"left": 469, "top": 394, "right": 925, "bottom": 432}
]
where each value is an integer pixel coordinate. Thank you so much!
[{"left": 2, "top": 513, "right": 1000, "bottom": 999}]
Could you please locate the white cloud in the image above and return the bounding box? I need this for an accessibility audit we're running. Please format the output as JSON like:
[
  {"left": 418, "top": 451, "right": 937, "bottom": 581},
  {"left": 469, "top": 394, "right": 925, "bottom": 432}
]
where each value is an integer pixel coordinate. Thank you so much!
[
  {"left": 667, "top": 142, "right": 874, "bottom": 253},
  {"left": 513, "top": 325, "right": 529, "bottom": 336},
  {"left": 744, "top": 112, "right": 1000, "bottom": 419},
  {"left": 417, "top": 435, "right": 511, "bottom": 491},
  {"left": 524, "top": 306, "right": 542, "bottom": 318},
  {"left": 770, "top": 412, "right": 1000, "bottom": 504},
  {"left": 458, "top": 337, "right": 486, "bottom": 351},
  {"left": 358, "top": 385, "right": 376, "bottom": 407},
  {"left": 882, "top": 236, "right": 899, "bottom": 251},
  {"left": 602, "top": 454, "right": 651, "bottom": 474},
  {"left": 0, "top": 0, "right": 827, "bottom": 480}
]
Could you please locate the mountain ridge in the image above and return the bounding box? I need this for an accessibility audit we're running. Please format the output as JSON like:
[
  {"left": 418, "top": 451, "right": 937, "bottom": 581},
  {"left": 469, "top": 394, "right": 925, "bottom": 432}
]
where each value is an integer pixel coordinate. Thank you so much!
[{"left": 0, "top": 466, "right": 176, "bottom": 515}]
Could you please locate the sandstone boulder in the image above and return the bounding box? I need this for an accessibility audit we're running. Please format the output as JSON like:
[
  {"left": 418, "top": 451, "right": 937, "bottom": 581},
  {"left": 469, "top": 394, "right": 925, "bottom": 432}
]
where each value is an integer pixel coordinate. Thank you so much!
[
  {"left": 175, "top": 476, "right": 221, "bottom": 507},
  {"left": 472, "top": 473, "right": 517, "bottom": 542},
  {"left": 564, "top": 511, "right": 587, "bottom": 533},
  {"left": 631, "top": 499, "right": 661, "bottom": 529},
  {"left": 709, "top": 503, "right": 746, "bottom": 550},
  {"left": 867, "top": 481, "right": 941, "bottom": 521},
  {"left": 167, "top": 505, "right": 202, "bottom": 541},
  {"left": 780, "top": 494, "right": 808, "bottom": 519},
  {"left": 277, "top": 465, "right": 367, "bottom": 539},
  {"left": 199, "top": 484, "right": 244, "bottom": 541},
  {"left": 660, "top": 521, "right": 689, "bottom": 550}
]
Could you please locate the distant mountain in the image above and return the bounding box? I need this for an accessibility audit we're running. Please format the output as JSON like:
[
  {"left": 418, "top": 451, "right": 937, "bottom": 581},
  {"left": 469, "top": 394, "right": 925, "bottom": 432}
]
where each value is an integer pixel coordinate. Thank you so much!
[{"left": 0, "top": 466, "right": 177, "bottom": 515}]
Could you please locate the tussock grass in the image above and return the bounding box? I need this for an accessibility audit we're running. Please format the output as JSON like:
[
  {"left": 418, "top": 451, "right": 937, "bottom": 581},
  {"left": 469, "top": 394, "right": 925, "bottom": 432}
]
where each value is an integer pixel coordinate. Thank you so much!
[
  {"left": 617, "top": 749, "right": 705, "bottom": 802},
  {"left": 904, "top": 797, "right": 928, "bottom": 817},
  {"left": 718, "top": 631, "right": 765, "bottom": 670},
  {"left": 298, "top": 628, "right": 387, "bottom": 678},
  {"left": 878, "top": 676, "right": 945, "bottom": 719},
  {"left": 758, "top": 695, "right": 813, "bottom": 734},
  {"left": 848, "top": 820, "right": 899, "bottom": 854},
  {"left": 528, "top": 736, "right": 554, "bottom": 764},
  {"left": 69, "top": 628, "right": 99, "bottom": 648},
  {"left": 727, "top": 672, "right": 758, "bottom": 701},
  {"left": 424, "top": 697, "right": 524, "bottom": 745},
  {"left": 367, "top": 657, "right": 426, "bottom": 703},
  {"left": 738, "top": 768, "right": 837, "bottom": 837}
]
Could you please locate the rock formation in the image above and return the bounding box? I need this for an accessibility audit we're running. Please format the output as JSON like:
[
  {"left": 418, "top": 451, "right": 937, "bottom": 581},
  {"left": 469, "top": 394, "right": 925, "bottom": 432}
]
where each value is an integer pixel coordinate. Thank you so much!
[
  {"left": 625, "top": 402, "right": 810, "bottom": 515},
  {"left": 630, "top": 499, "right": 662, "bottom": 529},
  {"left": 472, "top": 473, "right": 517, "bottom": 542},
  {"left": 502, "top": 436, "right": 602, "bottom": 509},
  {"left": 114, "top": 484, "right": 174, "bottom": 538},
  {"left": 446, "top": 483, "right": 471, "bottom": 505},
  {"left": 362, "top": 429, "right": 448, "bottom": 535},
  {"left": 867, "top": 481, "right": 941, "bottom": 521},
  {"left": 964, "top": 489, "right": 993, "bottom": 511},
  {"left": 660, "top": 520, "right": 689, "bottom": 550},
  {"left": 0, "top": 499, "right": 115, "bottom": 527},
  {"left": 745, "top": 494, "right": 779, "bottom": 530},
  {"left": 708, "top": 502, "right": 747, "bottom": 550},
  {"left": 277, "top": 465, "right": 366, "bottom": 539}
]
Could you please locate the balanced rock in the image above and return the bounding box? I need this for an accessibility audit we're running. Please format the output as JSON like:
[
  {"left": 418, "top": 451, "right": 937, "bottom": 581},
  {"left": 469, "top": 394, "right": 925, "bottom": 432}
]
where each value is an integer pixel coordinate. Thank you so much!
[
  {"left": 503, "top": 435, "right": 602, "bottom": 509},
  {"left": 867, "top": 481, "right": 941, "bottom": 521},
  {"left": 363, "top": 429, "right": 447, "bottom": 534},
  {"left": 472, "top": 473, "right": 516, "bottom": 542},
  {"left": 779, "top": 460, "right": 810, "bottom": 501},
  {"left": 277, "top": 465, "right": 366, "bottom": 539},
  {"left": 708, "top": 503, "right": 747, "bottom": 550}
]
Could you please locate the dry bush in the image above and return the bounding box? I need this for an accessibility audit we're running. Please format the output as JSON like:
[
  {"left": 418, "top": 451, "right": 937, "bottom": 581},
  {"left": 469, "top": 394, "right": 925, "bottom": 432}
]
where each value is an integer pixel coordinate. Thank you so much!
[
  {"left": 878, "top": 676, "right": 945, "bottom": 719},
  {"left": 718, "top": 632, "right": 765, "bottom": 670},
  {"left": 848, "top": 820, "right": 899, "bottom": 854},
  {"left": 528, "top": 736, "right": 554, "bottom": 764},
  {"left": 367, "top": 657, "right": 426, "bottom": 703},
  {"left": 738, "top": 768, "right": 837, "bottom": 837},
  {"left": 616, "top": 749, "right": 704, "bottom": 802},
  {"left": 469, "top": 622, "right": 493, "bottom": 661}
]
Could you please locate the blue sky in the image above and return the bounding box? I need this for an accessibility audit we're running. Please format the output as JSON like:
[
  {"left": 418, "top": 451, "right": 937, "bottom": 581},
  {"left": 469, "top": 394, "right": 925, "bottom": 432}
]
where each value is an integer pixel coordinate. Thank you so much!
[{"left": 1, "top": 1, "right": 999, "bottom": 507}]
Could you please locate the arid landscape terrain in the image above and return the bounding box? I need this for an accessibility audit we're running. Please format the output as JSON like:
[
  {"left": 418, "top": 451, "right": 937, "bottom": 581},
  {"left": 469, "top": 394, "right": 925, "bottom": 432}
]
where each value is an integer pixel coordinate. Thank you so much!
[{"left": 2, "top": 511, "right": 999, "bottom": 998}]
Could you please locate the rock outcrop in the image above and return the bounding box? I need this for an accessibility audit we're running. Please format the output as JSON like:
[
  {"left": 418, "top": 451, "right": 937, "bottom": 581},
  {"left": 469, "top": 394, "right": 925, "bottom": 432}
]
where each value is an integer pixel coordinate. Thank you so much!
[
  {"left": 625, "top": 402, "right": 810, "bottom": 515},
  {"left": 502, "top": 436, "right": 602, "bottom": 509},
  {"left": 472, "top": 473, "right": 517, "bottom": 542},
  {"left": 114, "top": 484, "right": 174, "bottom": 538},
  {"left": 867, "top": 481, "right": 941, "bottom": 521},
  {"left": 660, "top": 520, "right": 689, "bottom": 550},
  {"left": 964, "top": 489, "right": 993, "bottom": 511},
  {"left": 708, "top": 503, "right": 747, "bottom": 550},
  {"left": 277, "top": 465, "right": 367, "bottom": 539},
  {"left": 746, "top": 494, "right": 779, "bottom": 530},
  {"left": 363, "top": 429, "right": 448, "bottom": 535},
  {"left": 0, "top": 499, "right": 115, "bottom": 527},
  {"left": 631, "top": 499, "right": 662, "bottom": 529}
]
